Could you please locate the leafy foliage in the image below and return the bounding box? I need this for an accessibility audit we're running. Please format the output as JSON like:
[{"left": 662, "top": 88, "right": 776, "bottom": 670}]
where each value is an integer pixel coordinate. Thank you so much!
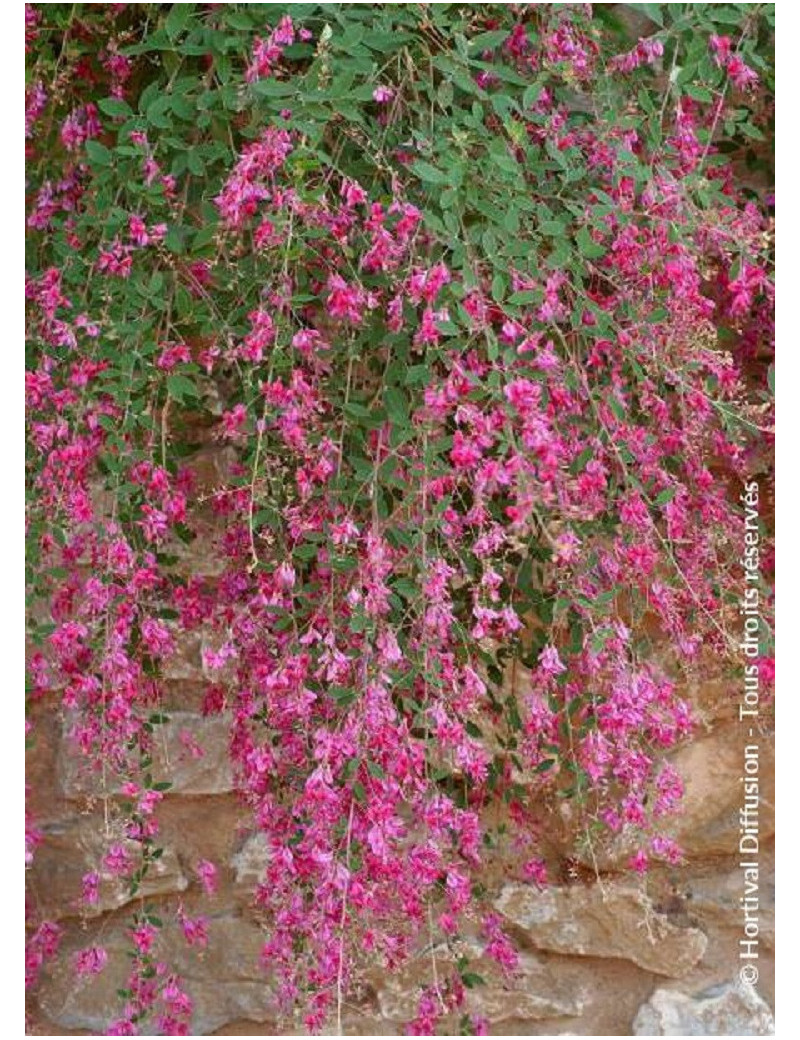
[{"left": 26, "top": 3, "right": 774, "bottom": 1034}]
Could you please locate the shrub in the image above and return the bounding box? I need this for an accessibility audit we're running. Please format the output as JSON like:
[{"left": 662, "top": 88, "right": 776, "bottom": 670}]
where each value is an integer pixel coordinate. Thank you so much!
[{"left": 26, "top": 3, "right": 774, "bottom": 1034}]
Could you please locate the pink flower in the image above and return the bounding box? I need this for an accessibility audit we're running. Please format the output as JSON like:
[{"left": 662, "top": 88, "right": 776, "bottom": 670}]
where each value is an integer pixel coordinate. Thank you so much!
[
  {"left": 246, "top": 16, "right": 295, "bottom": 82},
  {"left": 537, "top": 645, "right": 566, "bottom": 678},
  {"left": 609, "top": 36, "right": 664, "bottom": 73},
  {"left": 157, "top": 343, "right": 191, "bottom": 371},
  {"left": 650, "top": 835, "right": 683, "bottom": 864},
  {"left": 241, "top": 308, "right": 276, "bottom": 362},
  {"left": 522, "top": 858, "right": 548, "bottom": 887},
  {"left": 103, "top": 844, "right": 131, "bottom": 875},
  {"left": 275, "top": 562, "right": 296, "bottom": 589},
  {"left": 501, "top": 319, "right": 524, "bottom": 343},
  {"left": 326, "top": 274, "right": 367, "bottom": 324},
  {"left": 81, "top": 871, "right": 100, "bottom": 905},
  {"left": 137, "top": 788, "right": 163, "bottom": 816},
  {"left": 141, "top": 617, "right": 174, "bottom": 658},
  {"left": 131, "top": 922, "right": 158, "bottom": 955},
  {"left": 553, "top": 529, "right": 581, "bottom": 564},
  {"left": 482, "top": 913, "right": 519, "bottom": 972},
  {"left": 107, "top": 1020, "right": 137, "bottom": 1036},
  {"left": 178, "top": 910, "right": 208, "bottom": 948},
  {"left": 341, "top": 178, "right": 367, "bottom": 208},
  {"left": 215, "top": 128, "right": 293, "bottom": 227},
  {"left": 163, "top": 979, "right": 193, "bottom": 1017},
  {"left": 373, "top": 85, "right": 394, "bottom": 103},
  {"left": 97, "top": 240, "right": 133, "bottom": 279},
  {"left": 726, "top": 54, "right": 759, "bottom": 91},
  {"left": 709, "top": 34, "right": 732, "bottom": 64},
  {"left": 196, "top": 859, "right": 218, "bottom": 896},
  {"left": 757, "top": 656, "right": 775, "bottom": 685},
  {"left": 504, "top": 378, "right": 541, "bottom": 412},
  {"left": 74, "top": 945, "right": 108, "bottom": 976},
  {"left": 221, "top": 403, "right": 248, "bottom": 439},
  {"left": 450, "top": 431, "right": 483, "bottom": 470}
]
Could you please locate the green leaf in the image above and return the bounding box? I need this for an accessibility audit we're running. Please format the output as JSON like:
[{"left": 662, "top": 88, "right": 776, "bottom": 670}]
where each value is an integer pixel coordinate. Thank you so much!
[
  {"left": 187, "top": 150, "right": 205, "bottom": 176},
  {"left": 384, "top": 387, "right": 409, "bottom": 426},
  {"left": 683, "top": 83, "right": 714, "bottom": 103},
  {"left": 146, "top": 95, "right": 173, "bottom": 129},
  {"left": 437, "top": 79, "right": 454, "bottom": 109},
  {"left": 98, "top": 97, "right": 133, "bottom": 118},
  {"left": 570, "top": 447, "right": 594, "bottom": 475},
  {"left": 344, "top": 401, "right": 373, "bottom": 419},
  {"left": 625, "top": 3, "right": 664, "bottom": 27},
  {"left": 653, "top": 486, "right": 677, "bottom": 506},
  {"left": 467, "top": 30, "right": 509, "bottom": 51},
  {"left": 251, "top": 79, "right": 297, "bottom": 98},
  {"left": 540, "top": 219, "right": 568, "bottom": 236},
  {"left": 739, "top": 121, "right": 765, "bottom": 141},
  {"left": 590, "top": 627, "right": 616, "bottom": 655},
  {"left": 164, "top": 224, "right": 186, "bottom": 254},
  {"left": 166, "top": 3, "right": 195, "bottom": 39},
  {"left": 709, "top": 6, "right": 749, "bottom": 26},
  {"left": 522, "top": 77, "right": 547, "bottom": 109},
  {"left": 576, "top": 226, "right": 605, "bottom": 258},
  {"left": 331, "top": 686, "right": 357, "bottom": 707},
  {"left": 410, "top": 160, "right": 450, "bottom": 185},
  {"left": 507, "top": 290, "right": 538, "bottom": 305},
  {"left": 85, "top": 140, "right": 112, "bottom": 166},
  {"left": 166, "top": 374, "right": 197, "bottom": 403},
  {"left": 489, "top": 150, "right": 520, "bottom": 176}
]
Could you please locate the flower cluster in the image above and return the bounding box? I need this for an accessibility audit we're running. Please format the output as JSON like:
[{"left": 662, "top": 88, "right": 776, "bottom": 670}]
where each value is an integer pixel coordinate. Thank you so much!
[{"left": 26, "top": 4, "right": 773, "bottom": 1035}]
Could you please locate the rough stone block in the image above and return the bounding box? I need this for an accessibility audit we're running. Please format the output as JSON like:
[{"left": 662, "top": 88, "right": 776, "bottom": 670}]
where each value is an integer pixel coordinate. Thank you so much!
[{"left": 494, "top": 882, "right": 707, "bottom": 978}]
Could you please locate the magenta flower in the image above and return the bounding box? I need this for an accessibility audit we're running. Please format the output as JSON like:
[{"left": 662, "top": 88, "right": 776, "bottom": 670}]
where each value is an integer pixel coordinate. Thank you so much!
[
  {"left": 74, "top": 945, "right": 108, "bottom": 977},
  {"left": 538, "top": 645, "right": 566, "bottom": 678}
]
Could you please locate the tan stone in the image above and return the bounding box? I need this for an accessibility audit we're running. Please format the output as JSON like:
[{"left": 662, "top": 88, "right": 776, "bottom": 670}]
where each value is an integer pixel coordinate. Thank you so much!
[
  {"left": 576, "top": 725, "right": 776, "bottom": 870},
  {"left": 26, "top": 703, "right": 68, "bottom": 826},
  {"left": 37, "top": 915, "right": 277, "bottom": 1036},
  {"left": 632, "top": 981, "right": 775, "bottom": 1035},
  {"left": 156, "top": 794, "right": 250, "bottom": 897},
  {"left": 27, "top": 815, "right": 187, "bottom": 919},
  {"left": 666, "top": 726, "right": 775, "bottom": 858},
  {"left": 184, "top": 444, "right": 238, "bottom": 493},
  {"left": 375, "top": 938, "right": 584, "bottom": 1024},
  {"left": 58, "top": 712, "right": 234, "bottom": 798},
  {"left": 151, "top": 711, "right": 235, "bottom": 795},
  {"left": 493, "top": 882, "right": 707, "bottom": 977},
  {"left": 231, "top": 832, "right": 272, "bottom": 891},
  {"left": 686, "top": 852, "right": 775, "bottom": 951},
  {"left": 212, "top": 1015, "right": 394, "bottom": 1037},
  {"left": 162, "top": 624, "right": 237, "bottom": 682},
  {"left": 172, "top": 526, "right": 228, "bottom": 579},
  {"left": 162, "top": 628, "right": 205, "bottom": 681}
]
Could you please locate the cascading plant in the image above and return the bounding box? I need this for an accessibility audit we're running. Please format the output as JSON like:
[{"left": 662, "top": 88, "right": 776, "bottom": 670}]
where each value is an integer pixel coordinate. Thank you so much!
[{"left": 26, "top": 3, "right": 774, "bottom": 1034}]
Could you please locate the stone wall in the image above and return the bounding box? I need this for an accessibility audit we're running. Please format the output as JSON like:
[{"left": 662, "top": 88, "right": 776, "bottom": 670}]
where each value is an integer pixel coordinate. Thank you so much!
[
  {"left": 26, "top": 634, "right": 775, "bottom": 1036},
  {"left": 25, "top": 395, "right": 775, "bottom": 1036}
]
